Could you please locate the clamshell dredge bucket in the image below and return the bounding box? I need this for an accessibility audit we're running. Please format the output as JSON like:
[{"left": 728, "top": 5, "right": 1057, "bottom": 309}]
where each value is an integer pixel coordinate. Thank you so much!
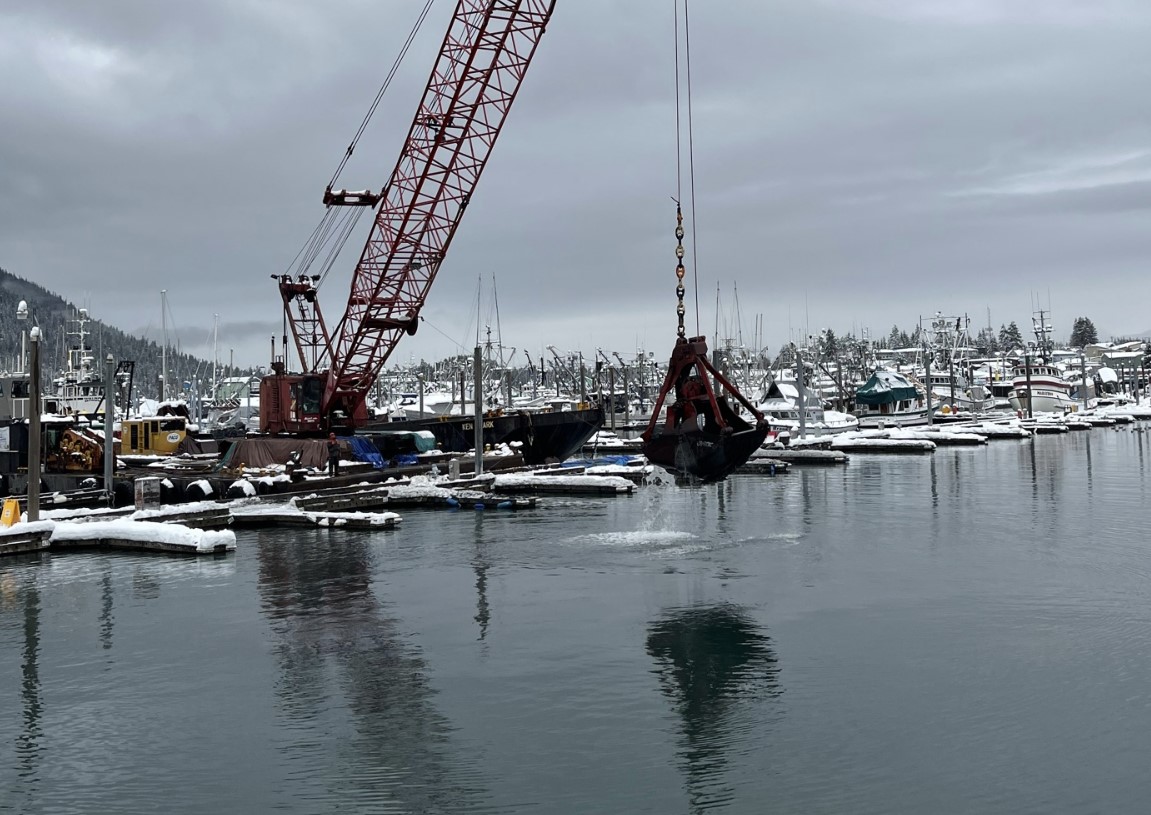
[
  {"left": 640, "top": 336, "right": 769, "bottom": 483},
  {"left": 640, "top": 194, "right": 768, "bottom": 482}
]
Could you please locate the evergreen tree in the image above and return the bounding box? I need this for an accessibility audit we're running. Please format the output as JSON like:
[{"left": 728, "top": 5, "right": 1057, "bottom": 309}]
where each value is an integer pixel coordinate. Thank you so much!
[
  {"left": 1069, "top": 316, "right": 1099, "bottom": 347},
  {"left": 975, "top": 326, "right": 999, "bottom": 355},
  {"left": 999, "top": 321, "right": 1024, "bottom": 350},
  {"left": 820, "top": 328, "right": 839, "bottom": 358}
]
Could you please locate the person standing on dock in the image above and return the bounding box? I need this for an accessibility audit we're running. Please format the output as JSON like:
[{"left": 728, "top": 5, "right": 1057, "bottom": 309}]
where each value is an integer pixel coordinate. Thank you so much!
[{"left": 327, "top": 433, "right": 340, "bottom": 477}]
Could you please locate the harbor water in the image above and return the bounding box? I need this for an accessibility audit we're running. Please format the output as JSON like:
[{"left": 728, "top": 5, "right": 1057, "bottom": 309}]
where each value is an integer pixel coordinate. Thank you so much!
[{"left": 3, "top": 427, "right": 1151, "bottom": 813}]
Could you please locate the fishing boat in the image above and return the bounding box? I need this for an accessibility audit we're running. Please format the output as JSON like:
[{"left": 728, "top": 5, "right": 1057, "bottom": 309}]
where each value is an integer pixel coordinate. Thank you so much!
[
  {"left": 755, "top": 380, "right": 858, "bottom": 437},
  {"left": 43, "top": 309, "right": 106, "bottom": 418},
  {"left": 1008, "top": 360, "right": 1074, "bottom": 415},
  {"left": 1007, "top": 310, "right": 1075, "bottom": 415},
  {"left": 854, "top": 370, "right": 929, "bottom": 428}
]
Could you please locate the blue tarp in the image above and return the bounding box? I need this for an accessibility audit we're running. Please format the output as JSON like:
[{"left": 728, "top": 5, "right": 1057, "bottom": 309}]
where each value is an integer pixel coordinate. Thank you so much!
[
  {"left": 561, "top": 455, "right": 637, "bottom": 468},
  {"left": 346, "top": 435, "right": 387, "bottom": 469}
]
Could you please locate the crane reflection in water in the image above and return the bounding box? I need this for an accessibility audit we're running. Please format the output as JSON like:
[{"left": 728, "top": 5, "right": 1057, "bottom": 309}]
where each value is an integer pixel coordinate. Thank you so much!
[
  {"left": 646, "top": 603, "right": 782, "bottom": 812},
  {"left": 255, "top": 529, "right": 490, "bottom": 813}
]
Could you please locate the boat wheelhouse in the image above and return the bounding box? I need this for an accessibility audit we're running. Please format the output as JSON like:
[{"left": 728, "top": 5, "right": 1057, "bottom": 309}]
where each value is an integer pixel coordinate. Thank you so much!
[{"left": 854, "top": 370, "right": 929, "bottom": 428}]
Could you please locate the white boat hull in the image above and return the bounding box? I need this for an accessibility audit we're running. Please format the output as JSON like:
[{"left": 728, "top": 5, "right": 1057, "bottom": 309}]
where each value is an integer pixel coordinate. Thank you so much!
[
  {"left": 1008, "top": 388, "right": 1075, "bottom": 415},
  {"left": 855, "top": 406, "right": 930, "bottom": 429}
]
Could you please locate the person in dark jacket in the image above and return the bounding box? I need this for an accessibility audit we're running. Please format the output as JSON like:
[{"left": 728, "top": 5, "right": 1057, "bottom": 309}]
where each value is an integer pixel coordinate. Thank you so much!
[{"left": 327, "top": 433, "right": 340, "bottom": 477}]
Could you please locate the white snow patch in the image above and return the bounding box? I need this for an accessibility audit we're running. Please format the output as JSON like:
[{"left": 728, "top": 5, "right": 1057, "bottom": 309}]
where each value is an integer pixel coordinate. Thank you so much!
[
  {"left": 493, "top": 473, "right": 633, "bottom": 491},
  {"left": 188, "top": 479, "right": 214, "bottom": 497},
  {"left": 46, "top": 519, "right": 236, "bottom": 552},
  {"left": 228, "top": 479, "right": 257, "bottom": 497}
]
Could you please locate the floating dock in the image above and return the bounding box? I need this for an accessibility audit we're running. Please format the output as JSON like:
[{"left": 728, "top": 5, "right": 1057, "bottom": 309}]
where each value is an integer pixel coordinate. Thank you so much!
[{"left": 758, "top": 448, "right": 849, "bottom": 465}]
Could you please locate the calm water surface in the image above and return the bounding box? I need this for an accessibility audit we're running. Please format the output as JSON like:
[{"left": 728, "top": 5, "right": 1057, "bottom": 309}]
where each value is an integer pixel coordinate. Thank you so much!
[{"left": 3, "top": 427, "right": 1151, "bottom": 813}]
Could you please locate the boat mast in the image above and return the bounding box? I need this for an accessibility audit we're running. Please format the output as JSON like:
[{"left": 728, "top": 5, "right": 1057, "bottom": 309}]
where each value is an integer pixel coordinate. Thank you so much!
[
  {"left": 212, "top": 313, "right": 219, "bottom": 401},
  {"left": 161, "top": 289, "right": 168, "bottom": 402}
]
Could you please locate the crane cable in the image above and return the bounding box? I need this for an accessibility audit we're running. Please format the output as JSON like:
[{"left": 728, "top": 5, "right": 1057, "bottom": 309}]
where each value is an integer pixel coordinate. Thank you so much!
[
  {"left": 683, "top": 0, "right": 701, "bottom": 337},
  {"left": 672, "top": 0, "right": 701, "bottom": 339},
  {"left": 327, "top": 0, "right": 439, "bottom": 191},
  {"left": 284, "top": 0, "right": 438, "bottom": 284}
]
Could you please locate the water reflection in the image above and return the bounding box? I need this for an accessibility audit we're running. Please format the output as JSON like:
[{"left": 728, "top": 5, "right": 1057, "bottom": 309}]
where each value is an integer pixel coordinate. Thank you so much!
[
  {"left": 99, "top": 566, "right": 114, "bottom": 651},
  {"left": 646, "top": 604, "right": 782, "bottom": 813},
  {"left": 256, "top": 530, "right": 490, "bottom": 812},
  {"left": 1, "top": 565, "right": 44, "bottom": 809},
  {"left": 1085, "top": 434, "right": 1094, "bottom": 497},
  {"left": 473, "top": 515, "right": 491, "bottom": 642}
]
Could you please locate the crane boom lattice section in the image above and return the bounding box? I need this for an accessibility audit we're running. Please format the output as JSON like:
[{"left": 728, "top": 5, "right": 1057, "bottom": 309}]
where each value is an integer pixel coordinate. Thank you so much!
[{"left": 327, "top": 0, "right": 555, "bottom": 419}]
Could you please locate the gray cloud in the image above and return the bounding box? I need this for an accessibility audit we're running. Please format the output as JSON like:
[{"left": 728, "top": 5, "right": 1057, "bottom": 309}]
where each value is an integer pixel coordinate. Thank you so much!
[{"left": 3, "top": 0, "right": 1150, "bottom": 373}]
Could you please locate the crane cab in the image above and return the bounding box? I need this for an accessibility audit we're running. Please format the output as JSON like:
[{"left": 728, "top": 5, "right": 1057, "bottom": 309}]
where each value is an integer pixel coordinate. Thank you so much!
[{"left": 260, "top": 373, "right": 325, "bottom": 434}]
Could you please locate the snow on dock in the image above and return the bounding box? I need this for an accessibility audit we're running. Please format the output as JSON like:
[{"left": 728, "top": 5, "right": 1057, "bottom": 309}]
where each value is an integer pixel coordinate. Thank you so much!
[
  {"left": 491, "top": 472, "right": 635, "bottom": 495},
  {"left": 0, "top": 517, "right": 237, "bottom": 555},
  {"left": 0, "top": 521, "right": 54, "bottom": 555},
  {"left": 968, "top": 422, "right": 1032, "bottom": 439},
  {"left": 737, "top": 457, "right": 791, "bottom": 475},
  {"left": 760, "top": 448, "right": 849, "bottom": 465},
  {"left": 230, "top": 500, "right": 402, "bottom": 530},
  {"left": 830, "top": 436, "right": 937, "bottom": 453}
]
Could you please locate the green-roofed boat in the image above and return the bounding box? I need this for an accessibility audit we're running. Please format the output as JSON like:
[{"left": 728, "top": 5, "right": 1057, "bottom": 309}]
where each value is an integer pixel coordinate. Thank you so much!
[{"left": 854, "top": 371, "right": 929, "bottom": 428}]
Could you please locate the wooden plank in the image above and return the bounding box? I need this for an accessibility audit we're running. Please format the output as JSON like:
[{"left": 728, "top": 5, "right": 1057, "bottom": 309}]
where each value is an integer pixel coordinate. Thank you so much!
[{"left": 0, "top": 531, "right": 51, "bottom": 556}]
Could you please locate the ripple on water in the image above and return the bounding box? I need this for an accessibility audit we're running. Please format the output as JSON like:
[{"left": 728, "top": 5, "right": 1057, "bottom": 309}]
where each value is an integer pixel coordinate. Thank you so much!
[{"left": 569, "top": 530, "right": 697, "bottom": 548}]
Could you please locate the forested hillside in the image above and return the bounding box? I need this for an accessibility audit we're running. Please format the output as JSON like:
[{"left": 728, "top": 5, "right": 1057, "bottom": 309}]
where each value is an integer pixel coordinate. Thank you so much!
[{"left": 0, "top": 267, "right": 227, "bottom": 400}]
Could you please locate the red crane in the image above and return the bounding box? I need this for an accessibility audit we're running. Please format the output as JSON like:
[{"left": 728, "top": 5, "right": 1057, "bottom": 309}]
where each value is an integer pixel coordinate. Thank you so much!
[{"left": 262, "top": 0, "right": 557, "bottom": 434}]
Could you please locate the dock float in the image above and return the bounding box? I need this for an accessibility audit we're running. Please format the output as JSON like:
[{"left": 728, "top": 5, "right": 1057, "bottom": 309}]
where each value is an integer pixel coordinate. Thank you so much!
[
  {"left": 292, "top": 486, "right": 392, "bottom": 513},
  {"left": 0, "top": 521, "right": 53, "bottom": 555},
  {"left": 1022, "top": 422, "right": 1069, "bottom": 434},
  {"left": 230, "top": 503, "right": 402, "bottom": 529},
  {"left": 490, "top": 473, "right": 635, "bottom": 495},
  {"left": 761, "top": 448, "right": 849, "bottom": 465},
  {"left": 2, "top": 519, "right": 238, "bottom": 556},
  {"left": 737, "top": 458, "right": 791, "bottom": 475},
  {"left": 830, "top": 437, "right": 936, "bottom": 454}
]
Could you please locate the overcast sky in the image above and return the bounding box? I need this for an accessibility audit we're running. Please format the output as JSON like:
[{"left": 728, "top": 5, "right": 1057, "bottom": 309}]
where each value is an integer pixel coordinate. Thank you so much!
[{"left": 3, "top": 0, "right": 1150, "bottom": 370}]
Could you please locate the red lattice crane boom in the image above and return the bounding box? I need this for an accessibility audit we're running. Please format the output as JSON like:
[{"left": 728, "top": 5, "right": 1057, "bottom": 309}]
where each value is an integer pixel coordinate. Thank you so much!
[{"left": 263, "top": 0, "right": 556, "bottom": 434}]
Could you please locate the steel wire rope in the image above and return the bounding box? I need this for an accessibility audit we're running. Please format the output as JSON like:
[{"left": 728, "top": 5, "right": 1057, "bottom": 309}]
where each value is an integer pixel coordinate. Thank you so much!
[
  {"left": 316, "top": 208, "right": 369, "bottom": 283},
  {"left": 327, "top": 0, "right": 439, "bottom": 190},
  {"left": 282, "top": 210, "right": 333, "bottom": 277},
  {"left": 682, "top": 0, "right": 701, "bottom": 336},
  {"left": 285, "top": 0, "right": 437, "bottom": 286},
  {"left": 295, "top": 208, "right": 340, "bottom": 276}
]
